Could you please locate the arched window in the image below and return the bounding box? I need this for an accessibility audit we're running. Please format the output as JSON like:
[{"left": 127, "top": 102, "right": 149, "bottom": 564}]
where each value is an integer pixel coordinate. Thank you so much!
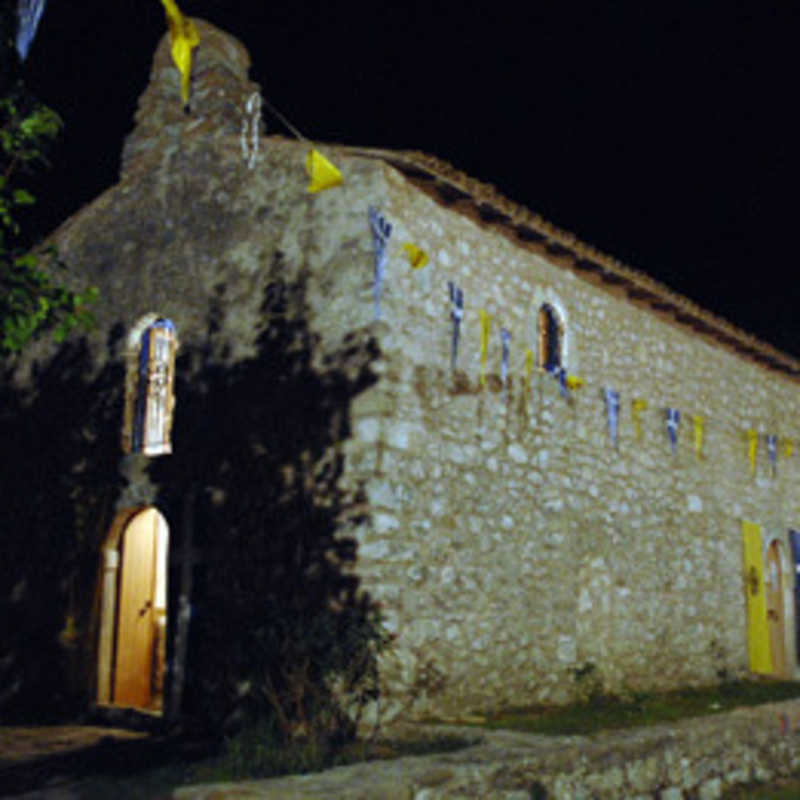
[
  {"left": 122, "top": 318, "right": 178, "bottom": 456},
  {"left": 538, "top": 304, "right": 562, "bottom": 371}
]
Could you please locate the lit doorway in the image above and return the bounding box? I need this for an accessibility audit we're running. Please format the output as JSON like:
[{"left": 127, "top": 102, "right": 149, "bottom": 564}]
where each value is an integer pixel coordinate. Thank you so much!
[
  {"left": 765, "top": 539, "right": 788, "bottom": 677},
  {"left": 97, "top": 508, "right": 168, "bottom": 713}
]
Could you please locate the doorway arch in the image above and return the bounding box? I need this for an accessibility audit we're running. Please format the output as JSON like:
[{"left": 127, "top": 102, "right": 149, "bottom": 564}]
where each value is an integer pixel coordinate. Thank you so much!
[
  {"left": 97, "top": 507, "right": 169, "bottom": 712},
  {"left": 765, "top": 537, "right": 796, "bottom": 678}
]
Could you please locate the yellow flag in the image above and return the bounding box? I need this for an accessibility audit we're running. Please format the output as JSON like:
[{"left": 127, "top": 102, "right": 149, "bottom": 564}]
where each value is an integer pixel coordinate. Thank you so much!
[
  {"left": 479, "top": 309, "right": 490, "bottom": 387},
  {"left": 306, "top": 149, "right": 343, "bottom": 193},
  {"left": 693, "top": 415, "right": 704, "bottom": 460},
  {"left": 403, "top": 243, "right": 428, "bottom": 269},
  {"left": 747, "top": 429, "right": 758, "bottom": 476},
  {"left": 524, "top": 348, "right": 534, "bottom": 384},
  {"left": 566, "top": 375, "right": 584, "bottom": 390},
  {"left": 160, "top": 0, "right": 200, "bottom": 106},
  {"left": 632, "top": 398, "right": 648, "bottom": 441},
  {"left": 785, "top": 438, "right": 794, "bottom": 459}
]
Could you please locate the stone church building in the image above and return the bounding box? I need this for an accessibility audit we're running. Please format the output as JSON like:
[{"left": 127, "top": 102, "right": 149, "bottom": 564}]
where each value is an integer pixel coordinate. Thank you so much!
[{"left": 3, "top": 21, "right": 800, "bottom": 724}]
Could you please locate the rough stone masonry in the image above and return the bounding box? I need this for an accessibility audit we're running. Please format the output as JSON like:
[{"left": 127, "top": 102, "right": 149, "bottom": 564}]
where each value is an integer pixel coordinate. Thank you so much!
[{"left": 28, "top": 19, "right": 800, "bottom": 721}]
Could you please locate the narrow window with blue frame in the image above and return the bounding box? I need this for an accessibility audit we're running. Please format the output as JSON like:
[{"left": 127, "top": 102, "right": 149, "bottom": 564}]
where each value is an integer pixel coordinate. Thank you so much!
[{"left": 124, "top": 318, "right": 178, "bottom": 456}]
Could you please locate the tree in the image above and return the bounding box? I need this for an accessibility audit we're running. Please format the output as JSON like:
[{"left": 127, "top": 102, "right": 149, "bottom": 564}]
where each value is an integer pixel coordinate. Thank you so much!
[{"left": 1, "top": 4, "right": 96, "bottom": 358}]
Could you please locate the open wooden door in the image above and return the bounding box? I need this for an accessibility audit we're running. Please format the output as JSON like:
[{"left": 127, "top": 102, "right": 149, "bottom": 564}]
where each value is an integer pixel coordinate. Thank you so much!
[
  {"left": 114, "top": 511, "right": 157, "bottom": 707},
  {"left": 766, "top": 540, "right": 787, "bottom": 677},
  {"left": 99, "top": 508, "right": 168, "bottom": 712}
]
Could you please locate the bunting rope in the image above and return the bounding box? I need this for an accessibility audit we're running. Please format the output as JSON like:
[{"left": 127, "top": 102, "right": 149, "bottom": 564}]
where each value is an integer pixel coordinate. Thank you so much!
[
  {"left": 259, "top": 93, "right": 343, "bottom": 192},
  {"left": 249, "top": 94, "right": 797, "bottom": 471},
  {"left": 371, "top": 277, "right": 799, "bottom": 473}
]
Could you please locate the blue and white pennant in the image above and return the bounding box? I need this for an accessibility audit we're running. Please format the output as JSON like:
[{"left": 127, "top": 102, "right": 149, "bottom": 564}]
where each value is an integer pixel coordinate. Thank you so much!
[
  {"left": 604, "top": 388, "right": 620, "bottom": 449},
  {"left": 768, "top": 434, "right": 777, "bottom": 470},
  {"left": 666, "top": 408, "right": 681, "bottom": 454},
  {"left": 368, "top": 206, "right": 392, "bottom": 321}
]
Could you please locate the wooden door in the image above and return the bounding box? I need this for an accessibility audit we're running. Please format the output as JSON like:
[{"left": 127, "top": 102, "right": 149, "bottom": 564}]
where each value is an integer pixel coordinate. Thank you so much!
[
  {"left": 114, "top": 509, "right": 158, "bottom": 708},
  {"left": 766, "top": 540, "right": 787, "bottom": 677},
  {"left": 789, "top": 530, "right": 800, "bottom": 658},
  {"left": 741, "top": 520, "right": 772, "bottom": 675}
]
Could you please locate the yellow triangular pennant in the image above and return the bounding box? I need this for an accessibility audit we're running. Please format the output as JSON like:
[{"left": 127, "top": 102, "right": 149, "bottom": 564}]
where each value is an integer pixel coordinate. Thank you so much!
[
  {"left": 306, "top": 149, "right": 343, "bottom": 193},
  {"left": 403, "top": 243, "right": 428, "bottom": 269},
  {"left": 565, "top": 375, "right": 584, "bottom": 390},
  {"left": 160, "top": 0, "right": 200, "bottom": 106}
]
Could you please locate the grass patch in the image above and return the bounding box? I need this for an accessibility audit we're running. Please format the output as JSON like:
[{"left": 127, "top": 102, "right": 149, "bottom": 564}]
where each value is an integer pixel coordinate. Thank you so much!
[
  {"left": 473, "top": 679, "right": 800, "bottom": 736},
  {"left": 65, "top": 726, "right": 475, "bottom": 798},
  {"left": 723, "top": 775, "right": 800, "bottom": 799},
  {"left": 193, "top": 721, "right": 474, "bottom": 783}
]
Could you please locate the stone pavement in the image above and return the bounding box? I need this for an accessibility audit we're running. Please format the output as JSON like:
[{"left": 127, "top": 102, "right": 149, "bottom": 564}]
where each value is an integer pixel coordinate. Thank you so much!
[
  {"left": 0, "top": 725, "right": 167, "bottom": 798},
  {"left": 0, "top": 726, "right": 147, "bottom": 769},
  {"left": 5, "top": 699, "right": 800, "bottom": 799},
  {"left": 173, "top": 699, "right": 800, "bottom": 800}
]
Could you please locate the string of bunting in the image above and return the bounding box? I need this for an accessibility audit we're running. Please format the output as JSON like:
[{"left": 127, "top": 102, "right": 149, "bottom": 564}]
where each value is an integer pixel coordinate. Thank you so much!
[
  {"left": 359, "top": 223, "right": 795, "bottom": 475},
  {"left": 229, "top": 83, "right": 797, "bottom": 474},
  {"left": 347, "top": 191, "right": 799, "bottom": 474}
]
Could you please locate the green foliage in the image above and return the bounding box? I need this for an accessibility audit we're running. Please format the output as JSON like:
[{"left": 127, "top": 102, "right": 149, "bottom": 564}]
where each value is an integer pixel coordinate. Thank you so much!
[
  {"left": 475, "top": 679, "right": 800, "bottom": 736},
  {"left": 201, "top": 720, "right": 473, "bottom": 782},
  {"left": 0, "top": 85, "right": 96, "bottom": 356}
]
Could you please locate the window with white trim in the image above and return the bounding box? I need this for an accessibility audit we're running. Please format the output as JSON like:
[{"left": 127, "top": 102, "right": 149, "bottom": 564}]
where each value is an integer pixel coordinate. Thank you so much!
[{"left": 122, "top": 318, "right": 177, "bottom": 456}]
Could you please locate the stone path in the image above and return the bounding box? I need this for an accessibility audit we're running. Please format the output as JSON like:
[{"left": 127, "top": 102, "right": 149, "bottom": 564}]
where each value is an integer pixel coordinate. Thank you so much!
[
  {"left": 0, "top": 726, "right": 147, "bottom": 769},
  {"left": 173, "top": 700, "right": 800, "bottom": 800},
  {"left": 5, "top": 700, "right": 800, "bottom": 798},
  {"left": 0, "top": 725, "right": 174, "bottom": 798}
]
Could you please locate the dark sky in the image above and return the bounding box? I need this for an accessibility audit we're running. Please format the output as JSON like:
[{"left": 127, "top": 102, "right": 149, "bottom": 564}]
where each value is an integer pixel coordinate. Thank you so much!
[{"left": 13, "top": 1, "right": 800, "bottom": 355}]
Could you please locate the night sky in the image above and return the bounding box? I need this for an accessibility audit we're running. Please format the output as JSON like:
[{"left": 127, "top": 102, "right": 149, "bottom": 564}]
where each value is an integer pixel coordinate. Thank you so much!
[{"left": 12, "top": 1, "right": 800, "bottom": 355}]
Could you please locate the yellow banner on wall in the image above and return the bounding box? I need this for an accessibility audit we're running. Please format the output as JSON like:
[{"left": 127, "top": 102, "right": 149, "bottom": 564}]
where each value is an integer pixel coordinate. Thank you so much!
[
  {"left": 479, "top": 309, "right": 490, "bottom": 387},
  {"left": 741, "top": 520, "right": 772, "bottom": 675},
  {"left": 632, "top": 398, "right": 647, "bottom": 441},
  {"left": 693, "top": 415, "right": 704, "bottom": 460},
  {"left": 747, "top": 429, "right": 758, "bottom": 476}
]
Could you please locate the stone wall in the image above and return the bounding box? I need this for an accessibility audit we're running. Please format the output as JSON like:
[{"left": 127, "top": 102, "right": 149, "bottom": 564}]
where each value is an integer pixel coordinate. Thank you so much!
[
  {"left": 22, "top": 20, "right": 800, "bottom": 722},
  {"left": 329, "top": 157, "right": 800, "bottom": 717}
]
